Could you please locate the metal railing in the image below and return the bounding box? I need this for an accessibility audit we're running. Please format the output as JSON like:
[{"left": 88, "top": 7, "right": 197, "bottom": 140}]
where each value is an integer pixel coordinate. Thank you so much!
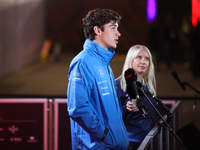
[{"left": 138, "top": 100, "right": 182, "bottom": 150}]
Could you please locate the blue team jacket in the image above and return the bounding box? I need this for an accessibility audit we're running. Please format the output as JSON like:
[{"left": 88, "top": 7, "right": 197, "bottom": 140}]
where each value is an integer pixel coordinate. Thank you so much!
[{"left": 67, "top": 39, "right": 129, "bottom": 150}]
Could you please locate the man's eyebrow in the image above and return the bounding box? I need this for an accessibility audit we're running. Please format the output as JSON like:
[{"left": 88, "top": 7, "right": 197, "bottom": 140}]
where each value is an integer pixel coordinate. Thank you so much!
[{"left": 109, "top": 24, "right": 118, "bottom": 27}]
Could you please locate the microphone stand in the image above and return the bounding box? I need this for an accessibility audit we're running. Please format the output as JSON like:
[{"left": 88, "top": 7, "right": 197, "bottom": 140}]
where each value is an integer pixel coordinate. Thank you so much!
[
  {"left": 182, "top": 81, "right": 200, "bottom": 109},
  {"left": 137, "top": 87, "right": 187, "bottom": 150},
  {"left": 183, "top": 81, "right": 200, "bottom": 94},
  {"left": 137, "top": 97, "right": 148, "bottom": 117}
]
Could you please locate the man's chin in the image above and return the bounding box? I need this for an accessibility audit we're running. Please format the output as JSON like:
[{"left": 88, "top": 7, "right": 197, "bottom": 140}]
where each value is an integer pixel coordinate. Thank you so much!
[{"left": 112, "top": 44, "right": 117, "bottom": 49}]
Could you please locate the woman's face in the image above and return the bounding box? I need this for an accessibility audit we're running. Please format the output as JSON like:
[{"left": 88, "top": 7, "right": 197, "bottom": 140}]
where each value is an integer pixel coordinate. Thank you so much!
[{"left": 132, "top": 49, "right": 150, "bottom": 75}]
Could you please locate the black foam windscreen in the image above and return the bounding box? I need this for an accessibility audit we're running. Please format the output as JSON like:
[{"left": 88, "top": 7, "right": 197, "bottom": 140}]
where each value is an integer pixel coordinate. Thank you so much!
[
  {"left": 124, "top": 68, "right": 138, "bottom": 99},
  {"left": 124, "top": 68, "right": 137, "bottom": 84}
]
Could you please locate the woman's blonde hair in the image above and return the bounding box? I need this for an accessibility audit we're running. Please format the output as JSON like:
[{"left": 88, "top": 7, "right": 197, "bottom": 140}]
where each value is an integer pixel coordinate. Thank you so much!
[{"left": 120, "top": 44, "right": 156, "bottom": 95}]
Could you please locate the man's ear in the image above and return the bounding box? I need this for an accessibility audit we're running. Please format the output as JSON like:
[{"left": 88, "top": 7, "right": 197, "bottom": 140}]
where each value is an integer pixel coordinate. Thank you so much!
[{"left": 93, "top": 26, "right": 101, "bottom": 35}]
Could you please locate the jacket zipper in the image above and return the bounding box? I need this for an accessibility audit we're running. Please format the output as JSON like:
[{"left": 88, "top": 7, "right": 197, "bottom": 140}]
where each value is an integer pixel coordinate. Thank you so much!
[{"left": 107, "top": 66, "right": 118, "bottom": 112}]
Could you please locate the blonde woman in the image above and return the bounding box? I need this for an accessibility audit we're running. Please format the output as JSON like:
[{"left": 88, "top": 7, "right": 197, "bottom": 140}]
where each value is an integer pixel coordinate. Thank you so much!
[{"left": 116, "top": 44, "right": 157, "bottom": 150}]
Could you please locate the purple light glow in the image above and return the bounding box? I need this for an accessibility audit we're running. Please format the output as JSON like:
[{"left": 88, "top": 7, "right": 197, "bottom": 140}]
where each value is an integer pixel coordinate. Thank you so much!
[{"left": 147, "top": 0, "right": 157, "bottom": 23}]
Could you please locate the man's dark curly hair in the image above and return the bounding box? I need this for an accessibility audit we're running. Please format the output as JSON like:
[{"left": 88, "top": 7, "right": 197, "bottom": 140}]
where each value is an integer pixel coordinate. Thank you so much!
[{"left": 82, "top": 8, "right": 122, "bottom": 40}]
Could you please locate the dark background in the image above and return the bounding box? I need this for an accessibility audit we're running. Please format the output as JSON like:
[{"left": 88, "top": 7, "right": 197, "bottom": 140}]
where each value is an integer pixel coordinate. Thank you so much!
[
  {"left": 0, "top": 0, "right": 194, "bottom": 77},
  {"left": 46, "top": 0, "right": 191, "bottom": 54}
]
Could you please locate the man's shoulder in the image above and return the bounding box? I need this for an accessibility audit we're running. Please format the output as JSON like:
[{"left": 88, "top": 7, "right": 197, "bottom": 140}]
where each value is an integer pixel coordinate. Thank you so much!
[
  {"left": 75, "top": 50, "right": 94, "bottom": 63},
  {"left": 70, "top": 50, "right": 96, "bottom": 68}
]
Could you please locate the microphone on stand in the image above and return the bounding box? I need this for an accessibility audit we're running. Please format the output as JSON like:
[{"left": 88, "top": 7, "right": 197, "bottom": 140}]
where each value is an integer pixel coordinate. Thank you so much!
[
  {"left": 172, "top": 71, "right": 185, "bottom": 90},
  {"left": 127, "top": 72, "right": 187, "bottom": 150},
  {"left": 124, "top": 68, "right": 139, "bottom": 105},
  {"left": 172, "top": 71, "right": 197, "bottom": 110},
  {"left": 124, "top": 68, "right": 147, "bottom": 117}
]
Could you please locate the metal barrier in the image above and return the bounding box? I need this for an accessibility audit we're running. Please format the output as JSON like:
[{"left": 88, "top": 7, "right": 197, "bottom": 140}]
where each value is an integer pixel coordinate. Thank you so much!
[
  {"left": 0, "top": 97, "right": 183, "bottom": 150},
  {"left": 138, "top": 100, "right": 182, "bottom": 150}
]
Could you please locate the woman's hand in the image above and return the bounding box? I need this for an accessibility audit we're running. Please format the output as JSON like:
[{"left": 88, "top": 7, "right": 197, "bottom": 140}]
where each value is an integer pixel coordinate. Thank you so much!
[{"left": 126, "top": 100, "right": 139, "bottom": 112}]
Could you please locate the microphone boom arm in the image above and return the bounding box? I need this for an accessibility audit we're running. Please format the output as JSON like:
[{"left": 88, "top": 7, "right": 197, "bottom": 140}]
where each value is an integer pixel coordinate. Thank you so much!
[
  {"left": 183, "top": 81, "right": 200, "bottom": 94},
  {"left": 152, "top": 95, "right": 172, "bottom": 123}
]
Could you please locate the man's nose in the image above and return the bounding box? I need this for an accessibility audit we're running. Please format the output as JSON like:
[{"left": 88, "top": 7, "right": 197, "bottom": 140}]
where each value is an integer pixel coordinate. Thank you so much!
[{"left": 116, "top": 30, "right": 121, "bottom": 37}]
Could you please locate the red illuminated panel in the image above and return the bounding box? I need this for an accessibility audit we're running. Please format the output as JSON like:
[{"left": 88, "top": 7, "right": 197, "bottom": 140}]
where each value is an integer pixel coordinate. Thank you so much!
[
  {"left": 198, "top": 1, "right": 200, "bottom": 20},
  {"left": 192, "top": 0, "right": 200, "bottom": 27},
  {"left": 54, "top": 99, "right": 71, "bottom": 150},
  {"left": 0, "top": 99, "right": 48, "bottom": 150},
  {"left": 162, "top": 100, "right": 176, "bottom": 107}
]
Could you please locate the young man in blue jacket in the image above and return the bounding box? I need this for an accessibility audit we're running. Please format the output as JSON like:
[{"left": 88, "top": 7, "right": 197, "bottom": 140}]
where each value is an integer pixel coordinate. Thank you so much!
[{"left": 67, "top": 8, "right": 129, "bottom": 150}]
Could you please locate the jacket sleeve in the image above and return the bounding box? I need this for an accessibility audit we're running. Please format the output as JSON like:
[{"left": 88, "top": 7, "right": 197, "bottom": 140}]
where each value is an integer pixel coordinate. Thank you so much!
[{"left": 67, "top": 61, "right": 105, "bottom": 140}]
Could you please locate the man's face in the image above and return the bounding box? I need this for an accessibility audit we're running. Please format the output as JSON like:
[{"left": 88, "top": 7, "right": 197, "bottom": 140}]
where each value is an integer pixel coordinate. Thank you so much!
[{"left": 98, "top": 21, "right": 121, "bottom": 50}]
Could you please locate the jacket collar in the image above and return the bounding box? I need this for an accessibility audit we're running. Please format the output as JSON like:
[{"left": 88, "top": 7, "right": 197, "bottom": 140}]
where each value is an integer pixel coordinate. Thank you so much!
[{"left": 83, "top": 39, "right": 115, "bottom": 65}]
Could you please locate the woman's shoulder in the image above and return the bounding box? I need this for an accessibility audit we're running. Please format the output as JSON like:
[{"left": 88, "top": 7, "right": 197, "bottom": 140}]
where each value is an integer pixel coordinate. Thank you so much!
[{"left": 115, "top": 76, "right": 121, "bottom": 86}]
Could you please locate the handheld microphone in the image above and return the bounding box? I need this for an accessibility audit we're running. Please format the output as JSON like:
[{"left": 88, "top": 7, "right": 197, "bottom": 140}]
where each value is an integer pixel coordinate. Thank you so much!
[
  {"left": 124, "top": 69, "right": 147, "bottom": 117},
  {"left": 124, "top": 68, "right": 139, "bottom": 105},
  {"left": 131, "top": 79, "right": 148, "bottom": 117},
  {"left": 172, "top": 71, "right": 185, "bottom": 90}
]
